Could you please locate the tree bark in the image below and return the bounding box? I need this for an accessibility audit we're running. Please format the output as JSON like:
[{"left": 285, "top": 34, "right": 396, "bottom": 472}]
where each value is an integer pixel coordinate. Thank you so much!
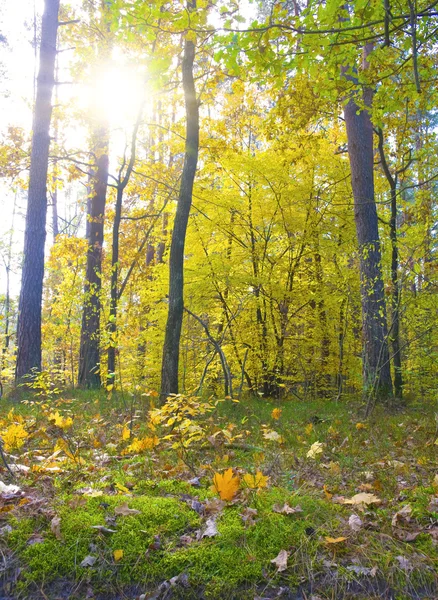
[
  {"left": 78, "top": 125, "right": 109, "bottom": 387},
  {"left": 343, "top": 46, "right": 393, "bottom": 401},
  {"left": 160, "top": 14, "right": 199, "bottom": 398},
  {"left": 15, "top": 0, "right": 60, "bottom": 382}
]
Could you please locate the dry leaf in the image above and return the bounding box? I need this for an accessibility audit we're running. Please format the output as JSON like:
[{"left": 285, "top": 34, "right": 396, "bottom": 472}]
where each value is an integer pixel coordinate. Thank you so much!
[
  {"left": 113, "top": 549, "right": 124, "bottom": 562},
  {"left": 80, "top": 555, "right": 97, "bottom": 567},
  {"left": 325, "top": 536, "right": 347, "bottom": 544},
  {"left": 212, "top": 468, "right": 240, "bottom": 501},
  {"left": 271, "top": 549, "right": 289, "bottom": 572},
  {"left": 391, "top": 504, "right": 412, "bottom": 527},
  {"left": 204, "top": 498, "right": 226, "bottom": 515},
  {"left": 243, "top": 471, "right": 269, "bottom": 489},
  {"left": 393, "top": 529, "right": 420, "bottom": 542},
  {"left": 202, "top": 518, "right": 219, "bottom": 538},
  {"left": 241, "top": 507, "right": 258, "bottom": 525},
  {"left": 306, "top": 441, "right": 324, "bottom": 459},
  {"left": 343, "top": 493, "right": 381, "bottom": 506},
  {"left": 50, "top": 515, "right": 62, "bottom": 540},
  {"left": 114, "top": 502, "right": 141, "bottom": 516},
  {"left": 272, "top": 503, "right": 303, "bottom": 515},
  {"left": 348, "top": 514, "right": 363, "bottom": 532}
]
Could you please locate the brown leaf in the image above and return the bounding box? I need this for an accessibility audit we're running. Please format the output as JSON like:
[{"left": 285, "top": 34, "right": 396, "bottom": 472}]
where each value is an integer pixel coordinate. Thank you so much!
[
  {"left": 204, "top": 498, "right": 226, "bottom": 515},
  {"left": 50, "top": 515, "right": 62, "bottom": 540},
  {"left": 114, "top": 502, "right": 141, "bottom": 517},
  {"left": 241, "top": 507, "right": 258, "bottom": 526},
  {"left": 273, "top": 503, "right": 303, "bottom": 515},
  {"left": 391, "top": 504, "right": 412, "bottom": 527},
  {"left": 271, "top": 549, "right": 289, "bottom": 572},
  {"left": 348, "top": 514, "right": 363, "bottom": 532},
  {"left": 393, "top": 528, "right": 420, "bottom": 542}
]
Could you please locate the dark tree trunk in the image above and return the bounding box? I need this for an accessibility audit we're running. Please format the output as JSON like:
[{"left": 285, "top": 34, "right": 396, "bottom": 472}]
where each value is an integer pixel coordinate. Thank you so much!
[
  {"left": 78, "top": 125, "right": 109, "bottom": 388},
  {"left": 107, "top": 115, "right": 140, "bottom": 384},
  {"left": 377, "top": 128, "right": 404, "bottom": 399},
  {"left": 15, "top": 0, "right": 60, "bottom": 382},
  {"left": 343, "top": 46, "right": 393, "bottom": 401},
  {"left": 160, "top": 16, "right": 199, "bottom": 398}
]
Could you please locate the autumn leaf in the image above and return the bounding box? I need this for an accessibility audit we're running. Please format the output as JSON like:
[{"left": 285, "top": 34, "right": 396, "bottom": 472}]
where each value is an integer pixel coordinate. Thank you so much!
[
  {"left": 343, "top": 493, "right": 381, "bottom": 506},
  {"left": 114, "top": 502, "right": 141, "bottom": 516},
  {"left": 306, "top": 441, "right": 324, "bottom": 459},
  {"left": 51, "top": 515, "right": 62, "bottom": 540},
  {"left": 263, "top": 429, "right": 283, "bottom": 443},
  {"left": 202, "top": 517, "right": 219, "bottom": 538},
  {"left": 325, "top": 536, "right": 347, "bottom": 544},
  {"left": 212, "top": 468, "right": 240, "bottom": 501},
  {"left": 355, "top": 422, "right": 366, "bottom": 430},
  {"left": 1, "top": 423, "right": 28, "bottom": 451},
  {"left": 121, "top": 426, "right": 131, "bottom": 441},
  {"left": 272, "top": 503, "right": 303, "bottom": 515},
  {"left": 348, "top": 514, "right": 363, "bottom": 532},
  {"left": 113, "top": 549, "right": 124, "bottom": 562},
  {"left": 48, "top": 411, "right": 73, "bottom": 430},
  {"left": 271, "top": 549, "right": 289, "bottom": 572},
  {"left": 271, "top": 408, "right": 282, "bottom": 420},
  {"left": 243, "top": 471, "right": 269, "bottom": 489}
]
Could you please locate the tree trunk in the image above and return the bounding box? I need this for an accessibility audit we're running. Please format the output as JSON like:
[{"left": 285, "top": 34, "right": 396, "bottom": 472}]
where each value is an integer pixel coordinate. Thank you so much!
[
  {"left": 15, "top": 0, "right": 60, "bottom": 382},
  {"left": 160, "top": 15, "right": 199, "bottom": 398},
  {"left": 343, "top": 46, "right": 393, "bottom": 401},
  {"left": 78, "top": 125, "right": 109, "bottom": 387}
]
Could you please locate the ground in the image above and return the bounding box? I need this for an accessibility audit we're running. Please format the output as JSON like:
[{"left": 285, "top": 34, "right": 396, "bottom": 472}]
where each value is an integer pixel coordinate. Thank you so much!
[{"left": 0, "top": 390, "right": 437, "bottom": 599}]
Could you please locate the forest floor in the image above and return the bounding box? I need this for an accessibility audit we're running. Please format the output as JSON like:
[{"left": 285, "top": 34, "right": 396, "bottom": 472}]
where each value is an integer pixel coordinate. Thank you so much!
[{"left": 0, "top": 390, "right": 436, "bottom": 600}]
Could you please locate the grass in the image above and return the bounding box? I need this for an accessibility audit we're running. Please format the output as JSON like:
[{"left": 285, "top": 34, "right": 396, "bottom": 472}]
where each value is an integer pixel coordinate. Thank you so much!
[{"left": 0, "top": 389, "right": 437, "bottom": 599}]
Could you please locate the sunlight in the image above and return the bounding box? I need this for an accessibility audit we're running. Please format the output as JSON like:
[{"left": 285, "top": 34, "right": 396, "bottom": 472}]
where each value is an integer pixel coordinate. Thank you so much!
[{"left": 84, "top": 59, "right": 149, "bottom": 130}]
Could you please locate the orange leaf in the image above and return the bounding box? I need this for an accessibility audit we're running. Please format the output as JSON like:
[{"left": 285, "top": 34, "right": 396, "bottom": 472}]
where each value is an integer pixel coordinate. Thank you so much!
[{"left": 212, "top": 468, "right": 240, "bottom": 501}]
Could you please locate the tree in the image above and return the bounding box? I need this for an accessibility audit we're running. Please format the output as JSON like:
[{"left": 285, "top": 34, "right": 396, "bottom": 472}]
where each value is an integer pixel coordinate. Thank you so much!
[
  {"left": 15, "top": 0, "right": 60, "bottom": 381},
  {"left": 78, "top": 124, "right": 109, "bottom": 387},
  {"left": 160, "top": 1, "right": 199, "bottom": 398},
  {"left": 343, "top": 45, "right": 393, "bottom": 402}
]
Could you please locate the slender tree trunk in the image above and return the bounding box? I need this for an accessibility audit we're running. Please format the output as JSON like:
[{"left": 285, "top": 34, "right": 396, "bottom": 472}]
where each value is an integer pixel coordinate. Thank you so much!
[
  {"left": 78, "top": 125, "right": 109, "bottom": 387},
  {"left": 160, "top": 13, "right": 199, "bottom": 398},
  {"left": 343, "top": 46, "right": 393, "bottom": 401},
  {"left": 376, "top": 129, "right": 404, "bottom": 399},
  {"left": 15, "top": 0, "right": 60, "bottom": 382},
  {"left": 107, "top": 186, "right": 122, "bottom": 383}
]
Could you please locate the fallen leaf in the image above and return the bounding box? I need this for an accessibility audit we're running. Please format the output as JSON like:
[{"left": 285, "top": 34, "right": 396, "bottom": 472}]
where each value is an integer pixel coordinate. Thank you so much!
[
  {"left": 212, "top": 468, "right": 240, "bottom": 501},
  {"left": 114, "top": 502, "right": 141, "bottom": 516},
  {"left": 113, "top": 549, "right": 124, "bottom": 562},
  {"left": 343, "top": 493, "right": 381, "bottom": 506},
  {"left": 325, "top": 536, "right": 347, "bottom": 544},
  {"left": 395, "top": 555, "right": 412, "bottom": 571},
  {"left": 427, "top": 497, "right": 438, "bottom": 513},
  {"left": 204, "top": 498, "right": 226, "bottom": 515},
  {"left": 272, "top": 503, "right": 303, "bottom": 515},
  {"left": 80, "top": 555, "right": 97, "bottom": 567},
  {"left": 202, "top": 517, "right": 219, "bottom": 538},
  {"left": 91, "top": 525, "right": 116, "bottom": 534},
  {"left": 393, "top": 529, "right": 420, "bottom": 542},
  {"left": 51, "top": 515, "right": 62, "bottom": 540},
  {"left": 241, "top": 507, "right": 258, "bottom": 525},
  {"left": 391, "top": 504, "right": 412, "bottom": 527},
  {"left": 348, "top": 514, "right": 363, "bottom": 532},
  {"left": 271, "top": 408, "right": 282, "bottom": 420},
  {"left": 263, "top": 430, "right": 283, "bottom": 443},
  {"left": 307, "top": 441, "right": 324, "bottom": 459},
  {"left": 271, "top": 549, "right": 289, "bottom": 572},
  {"left": 243, "top": 471, "right": 269, "bottom": 489}
]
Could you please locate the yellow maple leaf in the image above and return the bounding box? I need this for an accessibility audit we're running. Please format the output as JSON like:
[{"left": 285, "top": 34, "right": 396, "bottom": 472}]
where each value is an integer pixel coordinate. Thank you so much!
[
  {"left": 271, "top": 408, "right": 282, "bottom": 420},
  {"left": 49, "top": 411, "right": 73, "bottom": 429},
  {"left": 243, "top": 471, "right": 269, "bottom": 489},
  {"left": 325, "top": 536, "right": 347, "bottom": 544},
  {"left": 306, "top": 441, "right": 324, "bottom": 459},
  {"left": 113, "top": 549, "right": 124, "bottom": 562},
  {"left": 304, "top": 423, "right": 313, "bottom": 435},
  {"left": 355, "top": 422, "right": 366, "bottom": 430},
  {"left": 2, "top": 423, "right": 28, "bottom": 451},
  {"left": 212, "top": 468, "right": 240, "bottom": 501},
  {"left": 121, "top": 426, "right": 131, "bottom": 441}
]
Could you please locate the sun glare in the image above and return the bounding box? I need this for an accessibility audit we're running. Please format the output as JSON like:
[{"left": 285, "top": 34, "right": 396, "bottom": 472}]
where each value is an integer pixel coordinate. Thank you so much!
[{"left": 83, "top": 60, "right": 149, "bottom": 130}]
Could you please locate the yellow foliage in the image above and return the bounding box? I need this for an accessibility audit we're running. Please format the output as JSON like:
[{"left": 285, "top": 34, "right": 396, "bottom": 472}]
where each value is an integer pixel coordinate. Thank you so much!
[
  {"left": 271, "top": 408, "right": 282, "bottom": 420},
  {"left": 2, "top": 423, "right": 28, "bottom": 451},
  {"left": 49, "top": 411, "right": 73, "bottom": 429},
  {"left": 123, "top": 436, "right": 159, "bottom": 454},
  {"left": 212, "top": 468, "right": 240, "bottom": 501},
  {"left": 243, "top": 471, "right": 269, "bottom": 489}
]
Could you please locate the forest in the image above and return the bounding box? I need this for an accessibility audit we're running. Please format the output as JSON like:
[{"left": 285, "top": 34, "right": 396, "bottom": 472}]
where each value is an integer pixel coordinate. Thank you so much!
[{"left": 0, "top": 0, "right": 437, "bottom": 598}]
